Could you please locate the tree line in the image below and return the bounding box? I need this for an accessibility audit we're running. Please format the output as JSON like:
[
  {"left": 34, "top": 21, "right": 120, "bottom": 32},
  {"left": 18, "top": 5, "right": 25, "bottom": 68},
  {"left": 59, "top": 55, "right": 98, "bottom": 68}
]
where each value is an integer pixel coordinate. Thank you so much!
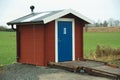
[
  {"left": 87, "top": 18, "right": 120, "bottom": 27},
  {"left": 0, "top": 26, "right": 14, "bottom": 32}
]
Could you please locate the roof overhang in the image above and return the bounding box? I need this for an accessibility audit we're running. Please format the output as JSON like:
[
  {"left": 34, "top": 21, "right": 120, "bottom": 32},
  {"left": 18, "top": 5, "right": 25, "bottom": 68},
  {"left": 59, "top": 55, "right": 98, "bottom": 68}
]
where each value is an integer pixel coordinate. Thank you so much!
[
  {"left": 7, "top": 9, "right": 94, "bottom": 25},
  {"left": 43, "top": 9, "right": 94, "bottom": 24},
  {"left": 7, "top": 21, "right": 44, "bottom": 25}
]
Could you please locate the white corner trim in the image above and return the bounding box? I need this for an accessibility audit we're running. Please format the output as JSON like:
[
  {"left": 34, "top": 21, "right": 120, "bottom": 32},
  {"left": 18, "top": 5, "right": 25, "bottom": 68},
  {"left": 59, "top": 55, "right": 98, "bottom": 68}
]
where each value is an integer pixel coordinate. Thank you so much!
[
  {"left": 55, "top": 18, "right": 75, "bottom": 62},
  {"left": 55, "top": 19, "right": 58, "bottom": 62}
]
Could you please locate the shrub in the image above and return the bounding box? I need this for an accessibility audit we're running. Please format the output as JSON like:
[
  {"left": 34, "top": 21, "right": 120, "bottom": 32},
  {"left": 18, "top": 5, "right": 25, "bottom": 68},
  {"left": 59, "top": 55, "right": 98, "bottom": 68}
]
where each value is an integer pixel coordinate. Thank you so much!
[
  {"left": 95, "top": 45, "right": 120, "bottom": 57},
  {"left": 88, "top": 45, "right": 120, "bottom": 62}
]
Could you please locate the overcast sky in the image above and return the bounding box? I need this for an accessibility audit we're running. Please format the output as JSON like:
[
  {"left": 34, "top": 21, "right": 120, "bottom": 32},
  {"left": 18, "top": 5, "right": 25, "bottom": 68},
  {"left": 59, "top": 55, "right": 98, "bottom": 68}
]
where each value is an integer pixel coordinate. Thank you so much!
[{"left": 0, "top": 0, "right": 120, "bottom": 27}]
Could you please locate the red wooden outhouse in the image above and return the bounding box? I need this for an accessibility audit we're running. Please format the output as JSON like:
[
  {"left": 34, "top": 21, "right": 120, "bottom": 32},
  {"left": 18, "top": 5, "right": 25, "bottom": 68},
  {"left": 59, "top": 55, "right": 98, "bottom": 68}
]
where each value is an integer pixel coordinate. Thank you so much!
[{"left": 7, "top": 9, "right": 93, "bottom": 66}]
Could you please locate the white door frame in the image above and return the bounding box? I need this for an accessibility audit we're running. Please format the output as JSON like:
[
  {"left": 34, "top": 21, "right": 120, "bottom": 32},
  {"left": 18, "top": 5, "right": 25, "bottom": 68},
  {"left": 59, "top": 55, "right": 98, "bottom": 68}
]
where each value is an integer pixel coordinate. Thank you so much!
[{"left": 55, "top": 18, "right": 75, "bottom": 62}]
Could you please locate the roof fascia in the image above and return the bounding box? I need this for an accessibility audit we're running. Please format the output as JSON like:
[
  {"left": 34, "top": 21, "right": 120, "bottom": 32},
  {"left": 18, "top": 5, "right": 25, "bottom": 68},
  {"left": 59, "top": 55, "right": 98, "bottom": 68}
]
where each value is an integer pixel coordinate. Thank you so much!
[{"left": 43, "top": 9, "right": 94, "bottom": 24}]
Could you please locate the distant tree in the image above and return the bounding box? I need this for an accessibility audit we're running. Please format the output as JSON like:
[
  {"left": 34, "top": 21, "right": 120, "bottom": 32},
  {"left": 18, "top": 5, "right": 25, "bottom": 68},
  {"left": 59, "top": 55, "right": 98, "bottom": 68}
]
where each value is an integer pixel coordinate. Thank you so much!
[
  {"left": 0, "top": 26, "right": 7, "bottom": 31},
  {"left": 0, "top": 26, "right": 14, "bottom": 32},
  {"left": 95, "top": 22, "right": 99, "bottom": 27},
  {"left": 113, "top": 20, "right": 120, "bottom": 26},
  {"left": 91, "top": 19, "right": 120, "bottom": 27},
  {"left": 103, "top": 20, "right": 108, "bottom": 27},
  {"left": 108, "top": 18, "right": 114, "bottom": 27},
  {"left": 99, "top": 23, "right": 103, "bottom": 27},
  {"left": 95, "top": 20, "right": 101, "bottom": 27}
]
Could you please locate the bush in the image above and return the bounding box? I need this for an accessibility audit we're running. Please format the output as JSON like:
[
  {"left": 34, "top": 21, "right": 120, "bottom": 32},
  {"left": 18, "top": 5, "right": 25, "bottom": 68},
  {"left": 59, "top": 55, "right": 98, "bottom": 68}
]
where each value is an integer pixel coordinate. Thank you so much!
[
  {"left": 88, "top": 45, "right": 120, "bottom": 61},
  {"left": 95, "top": 45, "right": 120, "bottom": 57}
]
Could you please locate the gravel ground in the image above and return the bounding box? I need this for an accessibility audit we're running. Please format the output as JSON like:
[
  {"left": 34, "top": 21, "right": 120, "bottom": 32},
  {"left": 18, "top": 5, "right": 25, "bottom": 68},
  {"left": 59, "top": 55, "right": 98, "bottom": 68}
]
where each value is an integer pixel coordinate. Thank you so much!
[{"left": 0, "top": 63, "right": 112, "bottom": 80}]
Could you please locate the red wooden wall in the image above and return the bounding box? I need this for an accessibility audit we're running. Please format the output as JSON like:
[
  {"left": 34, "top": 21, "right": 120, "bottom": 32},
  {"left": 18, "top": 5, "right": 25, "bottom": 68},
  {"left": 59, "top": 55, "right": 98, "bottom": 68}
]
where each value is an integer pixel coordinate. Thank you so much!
[
  {"left": 18, "top": 24, "right": 45, "bottom": 66},
  {"left": 45, "top": 21, "right": 55, "bottom": 65},
  {"left": 16, "top": 14, "right": 86, "bottom": 66}
]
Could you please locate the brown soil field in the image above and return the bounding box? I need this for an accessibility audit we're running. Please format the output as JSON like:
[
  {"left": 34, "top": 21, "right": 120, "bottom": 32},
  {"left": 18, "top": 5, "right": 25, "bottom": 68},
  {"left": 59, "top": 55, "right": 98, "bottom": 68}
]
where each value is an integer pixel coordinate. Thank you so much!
[{"left": 84, "top": 27, "right": 120, "bottom": 32}]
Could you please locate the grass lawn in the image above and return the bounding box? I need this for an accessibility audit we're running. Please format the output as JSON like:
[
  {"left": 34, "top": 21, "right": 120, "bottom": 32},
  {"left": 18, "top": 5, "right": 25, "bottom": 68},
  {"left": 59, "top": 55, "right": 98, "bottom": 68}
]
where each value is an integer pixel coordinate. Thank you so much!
[
  {"left": 0, "top": 31, "right": 16, "bottom": 66},
  {"left": 0, "top": 31, "right": 120, "bottom": 65},
  {"left": 84, "top": 32, "right": 120, "bottom": 57}
]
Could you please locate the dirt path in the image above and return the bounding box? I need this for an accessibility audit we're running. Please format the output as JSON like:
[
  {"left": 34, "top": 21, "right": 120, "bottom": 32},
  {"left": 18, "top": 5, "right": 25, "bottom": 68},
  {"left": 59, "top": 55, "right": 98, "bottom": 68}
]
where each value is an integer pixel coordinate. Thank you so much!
[{"left": 0, "top": 63, "right": 111, "bottom": 80}]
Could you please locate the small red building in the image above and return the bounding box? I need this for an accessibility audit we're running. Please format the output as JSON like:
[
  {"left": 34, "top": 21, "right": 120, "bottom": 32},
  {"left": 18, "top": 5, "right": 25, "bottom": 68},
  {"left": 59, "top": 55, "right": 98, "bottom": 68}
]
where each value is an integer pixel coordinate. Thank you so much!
[{"left": 7, "top": 9, "right": 93, "bottom": 66}]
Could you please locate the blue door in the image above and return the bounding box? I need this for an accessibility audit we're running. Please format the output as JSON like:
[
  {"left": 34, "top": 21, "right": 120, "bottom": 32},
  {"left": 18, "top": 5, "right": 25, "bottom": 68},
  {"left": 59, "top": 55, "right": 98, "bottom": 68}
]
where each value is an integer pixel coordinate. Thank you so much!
[{"left": 58, "top": 21, "right": 72, "bottom": 62}]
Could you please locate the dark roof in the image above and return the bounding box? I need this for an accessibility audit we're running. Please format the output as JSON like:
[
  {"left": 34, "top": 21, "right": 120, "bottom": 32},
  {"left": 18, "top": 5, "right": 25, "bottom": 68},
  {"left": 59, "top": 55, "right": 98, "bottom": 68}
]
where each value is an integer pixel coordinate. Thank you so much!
[{"left": 7, "top": 9, "right": 93, "bottom": 25}]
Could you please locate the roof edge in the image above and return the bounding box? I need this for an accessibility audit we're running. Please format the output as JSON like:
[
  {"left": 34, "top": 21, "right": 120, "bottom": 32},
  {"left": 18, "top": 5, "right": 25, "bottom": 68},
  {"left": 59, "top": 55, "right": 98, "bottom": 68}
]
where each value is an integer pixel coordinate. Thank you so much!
[
  {"left": 7, "top": 21, "right": 44, "bottom": 25},
  {"left": 7, "top": 9, "right": 94, "bottom": 25},
  {"left": 69, "top": 9, "right": 94, "bottom": 24},
  {"left": 43, "top": 9, "right": 94, "bottom": 24}
]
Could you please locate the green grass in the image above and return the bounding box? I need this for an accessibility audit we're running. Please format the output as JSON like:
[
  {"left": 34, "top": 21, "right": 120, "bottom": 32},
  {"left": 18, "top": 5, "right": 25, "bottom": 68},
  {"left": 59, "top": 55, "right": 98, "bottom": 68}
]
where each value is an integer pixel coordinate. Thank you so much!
[
  {"left": 84, "top": 32, "right": 120, "bottom": 57},
  {"left": 0, "top": 31, "right": 120, "bottom": 65},
  {"left": 0, "top": 31, "right": 16, "bottom": 66}
]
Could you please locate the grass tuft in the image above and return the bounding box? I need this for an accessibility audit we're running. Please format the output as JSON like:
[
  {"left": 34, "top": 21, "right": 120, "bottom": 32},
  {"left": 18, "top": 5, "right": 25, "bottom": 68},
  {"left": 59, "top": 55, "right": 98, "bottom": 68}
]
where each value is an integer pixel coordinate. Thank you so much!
[{"left": 88, "top": 45, "right": 120, "bottom": 66}]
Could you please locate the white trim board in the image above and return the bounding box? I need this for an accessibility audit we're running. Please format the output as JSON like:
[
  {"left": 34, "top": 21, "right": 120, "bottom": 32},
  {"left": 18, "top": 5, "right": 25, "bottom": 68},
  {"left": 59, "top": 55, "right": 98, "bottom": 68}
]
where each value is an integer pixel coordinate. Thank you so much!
[
  {"left": 55, "top": 18, "right": 75, "bottom": 62},
  {"left": 44, "top": 9, "right": 94, "bottom": 24}
]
